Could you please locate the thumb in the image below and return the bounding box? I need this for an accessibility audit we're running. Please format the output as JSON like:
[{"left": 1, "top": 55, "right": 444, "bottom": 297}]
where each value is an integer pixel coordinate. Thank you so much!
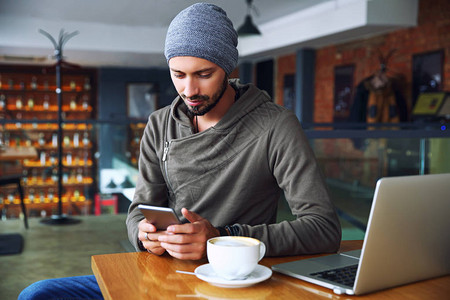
[{"left": 182, "top": 208, "right": 203, "bottom": 224}]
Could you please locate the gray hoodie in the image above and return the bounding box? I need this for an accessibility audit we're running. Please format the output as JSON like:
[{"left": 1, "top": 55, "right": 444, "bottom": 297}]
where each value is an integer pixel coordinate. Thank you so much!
[{"left": 126, "top": 79, "right": 341, "bottom": 256}]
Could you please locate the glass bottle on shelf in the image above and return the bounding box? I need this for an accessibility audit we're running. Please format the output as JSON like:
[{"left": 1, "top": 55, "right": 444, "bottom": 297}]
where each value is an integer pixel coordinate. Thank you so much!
[
  {"left": 63, "top": 172, "right": 69, "bottom": 183},
  {"left": 40, "top": 151, "right": 46, "bottom": 166},
  {"left": 27, "top": 97, "right": 34, "bottom": 110},
  {"left": 66, "top": 152, "right": 72, "bottom": 166},
  {"left": 31, "top": 169, "right": 38, "bottom": 184},
  {"left": 38, "top": 133, "right": 46, "bottom": 146},
  {"left": 70, "top": 96, "right": 77, "bottom": 110},
  {"left": 63, "top": 135, "right": 71, "bottom": 147},
  {"left": 41, "top": 169, "right": 47, "bottom": 183},
  {"left": 15, "top": 113, "right": 22, "bottom": 128},
  {"left": 19, "top": 81, "right": 25, "bottom": 90},
  {"left": 51, "top": 168, "right": 58, "bottom": 183},
  {"left": 83, "top": 152, "right": 89, "bottom": 166},
  {"left": 39, "top": 191, "right": 45, "bottom": 203},
  {"left": 76, "top": 168, "right": 83, "bottom": 183},
  {"left": 82, "top": 95, "right": 89, "bottom": 110},
  {"left": 29, "top": 189, "right": 35, "bottom": 203},
  {"left": 30, "top": 76, "right": 38, "bottom": 90},
  {"left": 8, "top": 78, "right": 13, "bottom": 90},
  {"left": 14, "top": 137, "right": 21, "bottom": 147},
  {"left": 43, "top": 95, "right": 50, "bottom": 110},
  {"left": 50, "top": 151, "right": 56, "bottom": 166},
  {"left": 52, "top": 133, "right": 58, "bottom": 147},
  {"left": 70, "top": 80, "right": 76, "bottom": 91},
  {"left": 73, "top": 133, "right": 79, "bottom": 147},
  {"left": 4, "top": 132, "right": 10, "bottom": 146},
  {"left": 82, "top": 132, "right": 89, "bottom": 146},
  {"left": 0, "top": 94, "right": 5, "bottom": 109},
  {"left": 15, "top": 96, "right": 23, "bottom": 109},
  {"left": 83, "top": 77, "right": 91, "bottom": 91},
  {"left": 22, "top": 169, "right": 28, "bottom": 185},
  {"left": 48, "top": 189, "right": 54, "bottom": 202},
  {"left": 70, "top": 169, "right": 77, "bottom": 183},
  {"left": 74, "top": 189, "right": 80, "bottom": 201},
  {"left": 43, "top": 80, "right": 49, "bottom": 91}
]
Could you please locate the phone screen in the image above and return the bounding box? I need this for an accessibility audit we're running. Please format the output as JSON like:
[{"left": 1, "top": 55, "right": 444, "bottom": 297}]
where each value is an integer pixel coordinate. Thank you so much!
[{"left": 138, "top": 204, "right": 181, "bottom": 230}]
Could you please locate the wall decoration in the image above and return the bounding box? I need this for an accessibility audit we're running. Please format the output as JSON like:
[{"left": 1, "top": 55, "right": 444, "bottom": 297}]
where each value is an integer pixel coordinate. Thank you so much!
[
  {"left": 334, "top": 65, "right": 354, "bottom": 122},
  {"left": 127, "top": 83, "right": 159, "bottom": 119},
  {"left": 412, "top": 50, "right": 443, "bottom": 106},
  {"left": 283, "top": 74, "right": 295, "bottom": 112}
]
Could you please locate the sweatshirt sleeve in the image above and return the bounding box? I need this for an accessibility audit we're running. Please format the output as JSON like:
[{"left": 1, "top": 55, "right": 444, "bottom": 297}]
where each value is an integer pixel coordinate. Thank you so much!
[
  {"left": 126, "top": 115, "right": 169, "bottom": 251},
  {"left": 240, "top": 111, "right": 341, "bottom": 256}
]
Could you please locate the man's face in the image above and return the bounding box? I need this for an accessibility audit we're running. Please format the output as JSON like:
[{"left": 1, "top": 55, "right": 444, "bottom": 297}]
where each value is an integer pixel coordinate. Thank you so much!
[{"left": 169, "top": 56, "right": 228, "bottom": 116}]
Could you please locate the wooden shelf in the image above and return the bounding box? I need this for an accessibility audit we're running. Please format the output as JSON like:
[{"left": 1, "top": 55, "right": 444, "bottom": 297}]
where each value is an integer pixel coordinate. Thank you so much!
[{"left": 0, "top": 64, "right": 97, "bottom": 217}]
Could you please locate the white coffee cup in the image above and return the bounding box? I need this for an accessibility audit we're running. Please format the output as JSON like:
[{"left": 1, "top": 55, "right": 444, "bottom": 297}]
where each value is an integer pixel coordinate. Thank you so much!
[{"left": 207, "top": 236, "right": 266, "bottom": 280}]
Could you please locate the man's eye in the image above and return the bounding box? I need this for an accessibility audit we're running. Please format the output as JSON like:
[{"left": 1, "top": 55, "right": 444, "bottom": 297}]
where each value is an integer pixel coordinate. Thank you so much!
[
  {"left": 173, "top": 73, "right": 184, "bottom": 78},
  {"left": 198, "top": 73, "right": 212, "bottom": 78}
]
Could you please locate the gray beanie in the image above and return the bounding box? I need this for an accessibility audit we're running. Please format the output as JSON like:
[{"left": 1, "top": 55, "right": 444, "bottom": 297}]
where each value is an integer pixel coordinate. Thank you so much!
[{"left": 164, "top": 3, "right": 238, "bottom": 75}]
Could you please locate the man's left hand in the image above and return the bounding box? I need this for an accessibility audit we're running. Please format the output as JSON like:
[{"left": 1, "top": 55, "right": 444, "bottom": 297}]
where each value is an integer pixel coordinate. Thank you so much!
[{"left": 157, "top": 208, "right": 220, "bottom": 260}]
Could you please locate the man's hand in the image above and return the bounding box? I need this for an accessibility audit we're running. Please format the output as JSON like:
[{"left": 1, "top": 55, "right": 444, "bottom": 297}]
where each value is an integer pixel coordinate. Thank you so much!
[
  {"left": 138, "top": 219, "right": 166, "bottom": 256},
  {"left": 157, "top": 208, "right": 220, "bottom": 260}
]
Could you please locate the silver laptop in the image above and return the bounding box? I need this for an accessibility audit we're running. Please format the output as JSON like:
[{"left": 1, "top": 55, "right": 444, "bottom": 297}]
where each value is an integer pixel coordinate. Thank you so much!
[{"left": 272, "top": 173, "right": 450, "bottom": 295}]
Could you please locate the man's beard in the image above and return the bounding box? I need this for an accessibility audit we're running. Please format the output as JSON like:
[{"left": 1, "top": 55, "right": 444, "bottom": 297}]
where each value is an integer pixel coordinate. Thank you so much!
[{"left": 182, "top": 76, "right": 228, "bottom": 116}]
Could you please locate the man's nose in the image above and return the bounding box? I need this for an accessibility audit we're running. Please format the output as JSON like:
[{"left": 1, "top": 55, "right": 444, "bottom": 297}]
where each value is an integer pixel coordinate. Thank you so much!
[{"left": 183, "top": 78, "right": 199, "bottom": 98}]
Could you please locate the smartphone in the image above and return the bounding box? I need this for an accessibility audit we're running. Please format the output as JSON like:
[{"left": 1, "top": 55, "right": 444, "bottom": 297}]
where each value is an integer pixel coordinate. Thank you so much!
[{"left": 138, "top": 204, "right": 181, "bottom": 230}]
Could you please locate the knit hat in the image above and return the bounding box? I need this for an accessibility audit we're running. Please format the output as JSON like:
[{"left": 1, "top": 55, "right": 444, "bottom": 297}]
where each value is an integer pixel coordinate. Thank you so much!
[{"left": 164, "top": 3, "right": 238, "bottom": 75}]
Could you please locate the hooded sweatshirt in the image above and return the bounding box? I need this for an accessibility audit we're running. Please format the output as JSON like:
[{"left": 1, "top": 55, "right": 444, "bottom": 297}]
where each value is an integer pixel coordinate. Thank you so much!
[{"left": 126, "top": 79, "right": 341, "bottom": 256}]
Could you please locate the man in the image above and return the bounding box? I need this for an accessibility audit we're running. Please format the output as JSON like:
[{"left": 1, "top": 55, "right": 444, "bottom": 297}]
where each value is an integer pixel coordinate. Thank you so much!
[
  {"left": 19, "top": 3, "right": 340, "bottom": 299},
  {"left": 127, "top": 2, "right": 341, "bottom": 260}
]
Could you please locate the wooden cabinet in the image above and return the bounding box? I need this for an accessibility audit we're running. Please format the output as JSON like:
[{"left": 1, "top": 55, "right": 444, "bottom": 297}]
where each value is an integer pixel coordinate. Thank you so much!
[{"left": 0, "top": 64, "right": 97, "bottom": 218}]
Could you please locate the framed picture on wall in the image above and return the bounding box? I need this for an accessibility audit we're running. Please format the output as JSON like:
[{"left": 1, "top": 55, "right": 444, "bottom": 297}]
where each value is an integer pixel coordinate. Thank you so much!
[
  {"left": 283, "top": 74, "right": 295, "bottom": 112},
  {"left": 333, "top": 64, "right": 354, "bottom": 122},
  {"left": 412, "top": 50, "right": 443, "bottom": 106},
  {"left": 127, "top": 83, "right": 159, "bottom": 119}
]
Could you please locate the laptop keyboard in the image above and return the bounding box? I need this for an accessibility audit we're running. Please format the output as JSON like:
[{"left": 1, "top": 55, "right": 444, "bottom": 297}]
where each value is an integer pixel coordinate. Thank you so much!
[{"left": 310, "top": 264, "right": 358, "bottom": 287}]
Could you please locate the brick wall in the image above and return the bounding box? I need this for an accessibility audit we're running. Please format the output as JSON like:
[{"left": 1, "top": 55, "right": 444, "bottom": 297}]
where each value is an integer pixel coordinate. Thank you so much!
[
  {"left": 274, "top": 0, "right": 450, "bottom": 187},
  {"left": 276, "top": 0, "right": 450, "bottom": 123}
]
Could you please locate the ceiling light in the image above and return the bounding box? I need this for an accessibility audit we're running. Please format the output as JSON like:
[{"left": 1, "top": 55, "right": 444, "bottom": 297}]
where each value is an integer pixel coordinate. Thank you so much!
[{"left": 237, "top": 0, "right": 261, "bottom": 36}]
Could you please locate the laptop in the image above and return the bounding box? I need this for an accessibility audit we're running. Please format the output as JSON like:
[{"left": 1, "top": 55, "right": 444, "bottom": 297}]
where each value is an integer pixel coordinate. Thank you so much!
[{"left": 272, "top": 173, "right": 450, "bottom": 295}]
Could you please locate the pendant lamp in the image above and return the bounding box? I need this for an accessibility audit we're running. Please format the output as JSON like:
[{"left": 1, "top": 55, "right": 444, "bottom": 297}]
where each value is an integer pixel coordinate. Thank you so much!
[{"left": 237, "top": 0, "right": 261, "bottom": 36}]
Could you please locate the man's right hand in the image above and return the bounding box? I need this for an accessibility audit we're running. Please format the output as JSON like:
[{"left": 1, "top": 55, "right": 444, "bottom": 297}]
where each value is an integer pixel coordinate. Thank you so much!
[{"left": 138, "top": 219, "right": 166, "bottom": 255}]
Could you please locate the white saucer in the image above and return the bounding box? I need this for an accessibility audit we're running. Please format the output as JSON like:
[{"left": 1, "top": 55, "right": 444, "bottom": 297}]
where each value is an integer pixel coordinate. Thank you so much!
[{"left": 194, "top": 264, "right": 272, "bottom": 288}]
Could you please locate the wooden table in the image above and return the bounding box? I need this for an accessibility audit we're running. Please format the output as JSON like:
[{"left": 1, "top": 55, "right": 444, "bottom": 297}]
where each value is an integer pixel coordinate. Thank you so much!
[{"left": 92, "top": 240, "right": 450, "bottom": 299}]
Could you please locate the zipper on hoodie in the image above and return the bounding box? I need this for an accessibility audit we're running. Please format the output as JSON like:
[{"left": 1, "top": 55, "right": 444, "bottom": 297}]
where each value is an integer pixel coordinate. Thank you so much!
[{"left": 162, "top": 141, "right": 174, "bottom": 193}]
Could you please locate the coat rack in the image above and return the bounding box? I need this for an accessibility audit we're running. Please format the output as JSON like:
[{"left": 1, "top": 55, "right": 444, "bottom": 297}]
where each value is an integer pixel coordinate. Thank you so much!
[{"left": 39, "top": 29, "right": 82, "bottom": 225}]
